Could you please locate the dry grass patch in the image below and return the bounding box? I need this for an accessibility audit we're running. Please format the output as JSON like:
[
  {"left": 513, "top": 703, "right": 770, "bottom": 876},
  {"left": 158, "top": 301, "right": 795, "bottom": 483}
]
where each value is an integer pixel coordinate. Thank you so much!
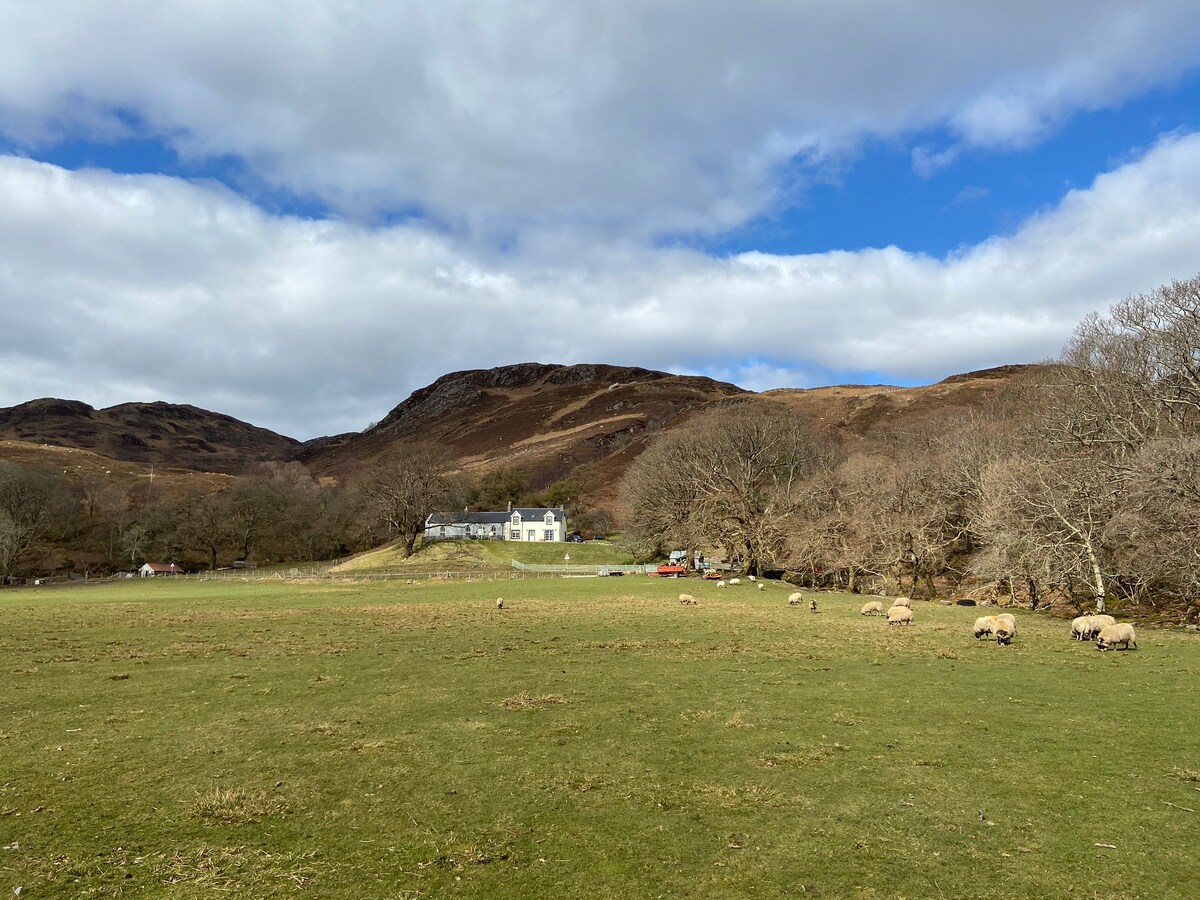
[
  {"left": 188, "top": 787, "right": 288, "bottom": 826},
  {"left": 1170, "top": 767, "right": 1200, "bottom": 783},
  {"left": 498, "top": 692, "right": 568, "bottom": 710},
  {"left": 761, "top": 743, "right": 850, "bottom": 768}
]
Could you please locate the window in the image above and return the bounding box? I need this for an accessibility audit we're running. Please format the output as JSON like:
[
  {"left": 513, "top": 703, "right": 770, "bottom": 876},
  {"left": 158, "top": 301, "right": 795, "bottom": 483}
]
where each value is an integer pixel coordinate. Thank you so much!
[
  {"left": 545, "top": 513, "right": 554, "bottom": 524},
  {"left": 438, "top": 526, "right": 446, "bottom": 537},
  {"left": 544, "top": 529, "right": 555, "bottom": 541},
  {"left": 510, "top": 528, "right": 520, "bottom": 540}
]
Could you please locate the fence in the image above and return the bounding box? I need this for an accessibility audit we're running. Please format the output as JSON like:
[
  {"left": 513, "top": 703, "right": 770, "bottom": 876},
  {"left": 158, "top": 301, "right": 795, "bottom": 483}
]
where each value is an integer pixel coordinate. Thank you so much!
[{"left": 510, "top": 560, "right": 655, "bottom": 575}]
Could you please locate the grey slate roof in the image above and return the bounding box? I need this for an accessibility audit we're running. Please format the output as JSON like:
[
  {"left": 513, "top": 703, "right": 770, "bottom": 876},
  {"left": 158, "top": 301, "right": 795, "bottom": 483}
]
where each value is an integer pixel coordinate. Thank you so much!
[{"left": 426, "top": 508, "right": 564, "bottom": 526}]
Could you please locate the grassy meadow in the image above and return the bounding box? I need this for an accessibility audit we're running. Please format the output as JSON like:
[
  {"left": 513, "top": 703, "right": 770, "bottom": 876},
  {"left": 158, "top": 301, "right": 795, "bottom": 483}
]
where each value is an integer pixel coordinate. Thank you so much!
[
  {"left": 1, "top": 576, "right": 1198, "bottom": 898},
  {"left": 331, "top": 538, "right": 635, "bottom": 573}
]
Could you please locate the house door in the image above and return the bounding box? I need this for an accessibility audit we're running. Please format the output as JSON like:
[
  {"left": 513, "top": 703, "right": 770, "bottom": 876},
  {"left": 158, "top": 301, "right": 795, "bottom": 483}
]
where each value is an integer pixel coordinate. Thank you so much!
[{"left": 527, "top": 529, "right": 536, "bottom": 541}]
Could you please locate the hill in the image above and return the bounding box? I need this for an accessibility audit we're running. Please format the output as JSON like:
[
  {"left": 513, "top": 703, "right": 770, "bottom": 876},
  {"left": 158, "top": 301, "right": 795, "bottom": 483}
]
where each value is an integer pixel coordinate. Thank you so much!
[
  {"left": 0, "top": 398, "right": 302, "bottom": 475},
  {"left": 297, "top": 363, "right": 750, "bottom": 500}
]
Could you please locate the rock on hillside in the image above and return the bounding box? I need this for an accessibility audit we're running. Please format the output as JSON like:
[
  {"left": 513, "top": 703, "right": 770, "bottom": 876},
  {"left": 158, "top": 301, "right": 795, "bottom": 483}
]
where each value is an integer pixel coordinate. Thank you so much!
[{"left": 0, "top": 398, "right": 301, "bottom": 475}]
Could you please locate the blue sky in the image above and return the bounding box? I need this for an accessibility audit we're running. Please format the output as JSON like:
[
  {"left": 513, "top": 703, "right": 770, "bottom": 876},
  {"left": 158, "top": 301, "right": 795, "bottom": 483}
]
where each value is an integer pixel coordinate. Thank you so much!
[{"left": 3, "top": 2, "right": 1200, "bottom": 439}]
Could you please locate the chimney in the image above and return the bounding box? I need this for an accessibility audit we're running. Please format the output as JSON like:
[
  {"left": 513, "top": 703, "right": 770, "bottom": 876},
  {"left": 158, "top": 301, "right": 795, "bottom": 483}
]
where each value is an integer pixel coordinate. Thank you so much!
[{"left": 507, "top": 501, "right": 512, "bottom": 512}]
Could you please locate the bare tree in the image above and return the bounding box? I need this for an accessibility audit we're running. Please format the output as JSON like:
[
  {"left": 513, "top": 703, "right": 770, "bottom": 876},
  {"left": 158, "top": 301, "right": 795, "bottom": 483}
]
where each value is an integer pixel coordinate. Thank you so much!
[
  {"left": 623, "top": 402, "right": 825, "bottom": 574},
  {"left": 0, "top": 463, "right": 74, "bottom": 580},
  {"left": 355, "top": 444, "right": 464, "bottom": 557}
]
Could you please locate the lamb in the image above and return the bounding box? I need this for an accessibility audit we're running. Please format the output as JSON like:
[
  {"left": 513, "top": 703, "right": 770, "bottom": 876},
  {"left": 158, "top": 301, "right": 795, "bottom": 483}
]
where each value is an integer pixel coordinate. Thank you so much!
[
  {"left": 757, "top": 582, "right": 766, "bottom": 591},
  {"left": 728, "top": 578, "right": 741, "bottom": 585},
  {"left": 1095, "top": 623, "right": 1137, "bottom": 651},
  {"left": 887, "top": 606, "right": 914, "bottom": 625},
  {"left": 716, "top": 580, "right": 726, "bottom": 588},
  {"left": 891, "top": 596, "right": 912, "bottom": 609},
  {"left": 679, "top": 593, "right": 698, "bottom": 606},
  {"left": 809, "top": 598, "right": 818, "bottom": 612},
  {"left": 860, "top": 601, "right": 884, "bottom": 616},
  {"left": 496, "top": 598, "right": 504, "bottom": 609}
]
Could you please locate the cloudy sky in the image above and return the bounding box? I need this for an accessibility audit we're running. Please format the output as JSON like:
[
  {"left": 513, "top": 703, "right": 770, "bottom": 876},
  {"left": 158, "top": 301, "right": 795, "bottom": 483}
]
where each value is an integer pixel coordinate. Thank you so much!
[{"left": 3, "top": 2, "right": 1200, "bottom": 440}]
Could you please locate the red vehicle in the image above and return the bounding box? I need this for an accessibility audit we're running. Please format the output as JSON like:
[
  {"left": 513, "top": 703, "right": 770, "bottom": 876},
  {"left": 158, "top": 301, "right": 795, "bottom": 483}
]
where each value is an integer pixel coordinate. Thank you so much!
[{"left": 655, "top": 564, "right": 688, "bottom": 577}]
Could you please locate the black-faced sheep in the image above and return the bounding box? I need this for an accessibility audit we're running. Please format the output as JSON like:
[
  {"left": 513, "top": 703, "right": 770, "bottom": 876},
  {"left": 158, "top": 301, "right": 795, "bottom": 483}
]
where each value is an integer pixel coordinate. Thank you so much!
[
  {"left": 496, "top": 598, "right": 504, "bottom": 609},
  {"left": 1095, "top": 623, "right": 1137, "bottom": 651},
  {"left": 973, "top": 616, "right": 995, "bottom": 639}
]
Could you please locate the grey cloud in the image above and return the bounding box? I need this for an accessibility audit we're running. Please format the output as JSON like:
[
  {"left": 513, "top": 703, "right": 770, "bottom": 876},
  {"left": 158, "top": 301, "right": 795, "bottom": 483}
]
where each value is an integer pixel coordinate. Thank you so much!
[
  {"left": 3, "top": 134, "right": 1200, "bottom": 439},
  {"left": 1, "top": 2, "right": 1199, "bottom": 242}
]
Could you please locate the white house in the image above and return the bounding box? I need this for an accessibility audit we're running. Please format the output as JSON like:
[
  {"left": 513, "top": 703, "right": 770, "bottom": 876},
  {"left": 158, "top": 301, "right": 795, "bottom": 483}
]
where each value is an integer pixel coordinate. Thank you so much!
[{"left": 424, "top": 505, "right": 567, "bottom": 542}]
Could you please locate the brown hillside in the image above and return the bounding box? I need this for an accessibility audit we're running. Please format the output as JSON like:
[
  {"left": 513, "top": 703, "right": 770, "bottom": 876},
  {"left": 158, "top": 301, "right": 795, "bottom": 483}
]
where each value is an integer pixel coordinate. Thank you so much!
[
  {"left": 0, "top": 398, "right": 301, "bottom": 475},
  {"left": 298, "top": 363, "right": 748, "bottom": 492},
  {"left": 761, "top": 365, "right": 1036, "bottom": 436}
]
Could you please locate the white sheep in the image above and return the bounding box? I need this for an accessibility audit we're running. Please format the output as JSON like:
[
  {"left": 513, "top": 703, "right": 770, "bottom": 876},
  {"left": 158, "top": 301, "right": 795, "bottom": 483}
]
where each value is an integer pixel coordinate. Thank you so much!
[
  {"left": 1090, "top": 614, "right": 1116, "bottom": 634},
  {"left": 757, "top": 582, "right": 765, "bottom": 591},
  {"left": 1095, "top": 623, "right": 1137, "bottom": 651},
  {"left": 729, "top": 578, "right": 741, "bottom": 586},
  {"left": 789, "top": 591, "right": 804, "bottom": 604},
  {"left": 496, "top": 598, "right": 504, "bottom": 609},
  {"left": 887, "top": 606, "right": 914, "bottom": 626},
  {"left": 861, "top": 600, "right": 884, "bottom": 616},
  {"left": 973, "top": 616, "right": 995, "bottom": 639},
  {"left": 1070, "top": 615, "right": 1092, "bottom": 641},
  {"left": 679, "top": 593, "right": 697, "bottom": 606},
  {"left": 891, "top": 597, "right": 913, "bottom": 609},
  {"left": 748, "top": 575, "right": 756, "bottom": 582},
  {"left": 716, "top": 580, "right": 726, "bottom": 588}
]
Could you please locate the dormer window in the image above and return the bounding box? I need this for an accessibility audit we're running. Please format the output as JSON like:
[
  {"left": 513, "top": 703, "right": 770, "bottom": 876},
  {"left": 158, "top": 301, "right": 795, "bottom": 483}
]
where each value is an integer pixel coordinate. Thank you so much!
[
  {"left": 544, "top": 512, "right": 554, "bottom": 525},
  {"left": 511, "top": 513, "right": 521, "bottom": 526}
]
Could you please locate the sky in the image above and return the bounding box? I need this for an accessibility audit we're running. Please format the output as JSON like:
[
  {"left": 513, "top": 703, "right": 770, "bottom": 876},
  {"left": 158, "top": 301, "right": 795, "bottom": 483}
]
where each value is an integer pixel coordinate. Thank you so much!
[{"left": 3, "top": 3, "right": 1200, "bottom": 440}]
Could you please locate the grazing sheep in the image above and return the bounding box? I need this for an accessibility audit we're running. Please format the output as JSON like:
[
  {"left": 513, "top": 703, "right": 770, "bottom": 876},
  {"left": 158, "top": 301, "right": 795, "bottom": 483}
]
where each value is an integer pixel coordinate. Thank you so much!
[
  {"left": 788, "top": 597, "right": 803, "bottom": 607},
  {"left": 1095, "top": 623, "right": 1137, "bottom": 651},
  {"left": 1090, "top": 614, "right": 1116, "bottom": 633},
  {"left": 993, "top": 613, "right": 1017, "bottom": 645},
  {"left": 887, "top": 606, "right": 914, "bottom": 626},
  {"left": 892, "top": 597, "right": 913, "bottom": 609},
  {"left": 748, "top": 575, "right": 756, "bottom": 582},
  {"left": 496, "top": 598, "right": 504, "bottom": 609},
  {"left": 1070, "top": 615, "right": 1093, "bottom": 641},
  {"left": 757, "top": 582, "right": 766, "bottom": 591},
  {"left": 716, "top": 580, "right": 726, "bottom": 588},
  {"left": 679, "top": 593, "right": 697, "bottom": 606},
  {"left": 729, "top": 578, "right": 741, "bottom": 585},
  {"left": 789, "top": 591, "right": 804, "bottom": 604},
  {"left": 973, "top": 616, "right": 996, "bottom": 639},
  {"left": 861, "top": 601, "right": 884, "bottom": 616}
]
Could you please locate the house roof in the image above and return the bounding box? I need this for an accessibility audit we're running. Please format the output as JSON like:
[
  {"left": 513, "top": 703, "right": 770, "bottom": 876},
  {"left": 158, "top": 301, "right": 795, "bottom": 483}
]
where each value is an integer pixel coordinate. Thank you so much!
[
  {"left": 141, "top": 562, "right": 179, "bottom": 572},
  {"left": 427, "top": 507, "right": 565, "bottom": 526}
]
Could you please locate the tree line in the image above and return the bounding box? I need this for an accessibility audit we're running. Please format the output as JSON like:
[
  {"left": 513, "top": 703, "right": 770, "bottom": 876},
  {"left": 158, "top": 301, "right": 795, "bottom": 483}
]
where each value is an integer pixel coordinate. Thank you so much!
[{"left": 621, "top": 275, "right": 1200, "bottom": 614}]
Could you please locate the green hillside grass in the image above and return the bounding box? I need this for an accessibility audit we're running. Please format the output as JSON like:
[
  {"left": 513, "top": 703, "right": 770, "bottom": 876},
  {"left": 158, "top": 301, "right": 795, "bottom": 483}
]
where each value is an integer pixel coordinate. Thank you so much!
[
  {"left": 332, "top": 538, "right": 634, "bottom": 573},
  {"left": 2, "top": 578, "right": 1197, "bottom": 898}
]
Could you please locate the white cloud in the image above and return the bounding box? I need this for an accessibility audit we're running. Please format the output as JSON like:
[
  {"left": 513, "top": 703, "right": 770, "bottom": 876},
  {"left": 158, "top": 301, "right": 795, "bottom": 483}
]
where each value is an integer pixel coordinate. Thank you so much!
[
  {"left": 3, "top": 133, "right": 1200, "bottom": 439},
  {"left": 2, "top": 2, "right": 1199, "bottom": 240}
]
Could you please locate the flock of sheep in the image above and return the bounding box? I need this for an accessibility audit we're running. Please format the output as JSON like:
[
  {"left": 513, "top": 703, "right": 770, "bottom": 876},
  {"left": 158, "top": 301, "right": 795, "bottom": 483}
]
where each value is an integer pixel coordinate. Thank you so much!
[{"left": 672, "top": 580, "right": 1139, "bottom": 652}]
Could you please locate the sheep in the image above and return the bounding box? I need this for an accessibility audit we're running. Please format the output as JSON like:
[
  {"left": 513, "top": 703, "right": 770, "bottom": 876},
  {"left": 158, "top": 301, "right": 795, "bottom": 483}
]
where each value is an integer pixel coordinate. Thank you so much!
[
  {"left": 788, "top": 591, "right": 804, "bottom": 604},
  {"left": 729, "top": 578, "right": 741, "bottom": 585},
  {"left": 993, "top": 613, "right": 1017, "bottom": 645},
  {"left": 679, "top": 593, "right": 697, "bottom": 606},
  {"left": 1090, "top": 614, "right": 1116, "bottom": 632},
  {"left": 887, "top": 606, "right": 914, "bottom": 625},
  {"left": 1070, "top": 615, "right": 1093, "bottom": 641},
  {"left": 891, "top": 597, "right": 913, "bottom": 609},
  {"left": 973, "top": 616, "right": 996, "bottom": 639},
  {"left": 1095, "top": 623, "right": 1137, "bottom": 651},
  {"left": 757, "top": 582, "right": 766, "bottom": 591},
  {"left": 748, "top": 575, "right": 756, "bottom": 582},
  {"left": 716, "top": 580, "right": 726, "bottom": 588},
  {"left": 860, "top": 600, "right": 884, "bottom": 616},
  {"left": 809, "top": 598, "right": 818, "bottom": 612},
  {"left": 496, "top": 597, "right": 504, "bottom": 609}
]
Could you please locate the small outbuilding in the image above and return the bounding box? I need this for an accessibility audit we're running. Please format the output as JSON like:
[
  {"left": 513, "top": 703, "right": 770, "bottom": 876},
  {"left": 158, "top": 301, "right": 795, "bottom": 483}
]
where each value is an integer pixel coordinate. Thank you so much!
[{"left": 139, "top": 562, "right": 182, "bottom": 577}]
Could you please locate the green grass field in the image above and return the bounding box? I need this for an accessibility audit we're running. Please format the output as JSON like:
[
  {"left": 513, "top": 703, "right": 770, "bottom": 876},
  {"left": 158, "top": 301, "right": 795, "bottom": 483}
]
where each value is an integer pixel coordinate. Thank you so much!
[
  {"left": 332, "top": 538, "right": 634, "bottom": 573},
  {"left": 2, "top": 577, "right": 1197, "bottom": 898}
]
